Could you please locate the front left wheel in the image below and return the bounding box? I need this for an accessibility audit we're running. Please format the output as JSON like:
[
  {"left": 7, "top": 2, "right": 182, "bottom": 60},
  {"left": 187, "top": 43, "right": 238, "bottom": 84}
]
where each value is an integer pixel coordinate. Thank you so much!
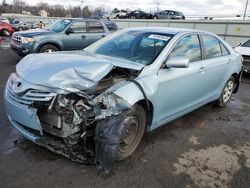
[
  {"left": 1, "top": 29, "right": 11, "bottom": 36},
  {"left": 39, "top": 44, "right": 59, "bottom": 53},
  {"left": 116, "top": 105, "right": 146, "bottom": 160},
  {"left": 95, "top": 104, "right": 146, "bottom": 172}
]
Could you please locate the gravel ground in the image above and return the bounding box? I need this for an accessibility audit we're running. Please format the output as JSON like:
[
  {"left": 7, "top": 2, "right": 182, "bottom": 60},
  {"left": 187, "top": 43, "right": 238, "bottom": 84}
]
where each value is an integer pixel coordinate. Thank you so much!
[{"left": 0, "top": 36, "right": 250, "bottom": 188}]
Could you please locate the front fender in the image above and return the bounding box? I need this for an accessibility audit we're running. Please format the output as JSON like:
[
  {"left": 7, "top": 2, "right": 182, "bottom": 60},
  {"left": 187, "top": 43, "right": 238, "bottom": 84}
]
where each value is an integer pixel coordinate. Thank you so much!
[{"left": 110, "top": 75, "right": 158, "bottom": 108}]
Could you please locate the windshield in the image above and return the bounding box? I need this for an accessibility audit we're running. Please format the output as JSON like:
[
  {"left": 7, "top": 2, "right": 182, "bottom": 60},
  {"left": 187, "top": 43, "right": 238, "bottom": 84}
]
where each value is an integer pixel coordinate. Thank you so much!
[
  {"left": 46, "top": 19, "right": 72, "bottom": 32},
  {"left": 85, "top": 30, "right": 173, "bottom": 65},
  {"left": 242, "top": 39, "right": 250, "bottom": 47}
]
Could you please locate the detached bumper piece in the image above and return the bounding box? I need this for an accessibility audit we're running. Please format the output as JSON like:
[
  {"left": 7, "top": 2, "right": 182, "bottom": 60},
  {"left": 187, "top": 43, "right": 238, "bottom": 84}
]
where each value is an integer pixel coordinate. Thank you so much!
[{"left": 36, "top": 135, "right": 95, "bottom": 165}]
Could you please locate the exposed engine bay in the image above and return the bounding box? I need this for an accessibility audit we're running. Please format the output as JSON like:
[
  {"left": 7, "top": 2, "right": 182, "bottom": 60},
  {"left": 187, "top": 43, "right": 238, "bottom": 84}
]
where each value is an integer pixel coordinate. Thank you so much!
[{"left": 33, "top": 67, "right": 140, "bottom": 172}]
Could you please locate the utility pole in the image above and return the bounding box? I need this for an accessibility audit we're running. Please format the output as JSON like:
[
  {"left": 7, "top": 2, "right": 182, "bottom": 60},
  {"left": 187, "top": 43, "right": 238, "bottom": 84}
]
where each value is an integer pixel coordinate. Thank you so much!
[
  {"left": 21, "top": 0, "right": 23, "bottom": 14},
  {"left": 243, "top": 0, "right": 249, "bottom": 20},
  {"left": 157, "top": 2, "right": 160, "bottom": 12},
  {"left": 81, "top": 0, "right": 84, "bottom": 17}
]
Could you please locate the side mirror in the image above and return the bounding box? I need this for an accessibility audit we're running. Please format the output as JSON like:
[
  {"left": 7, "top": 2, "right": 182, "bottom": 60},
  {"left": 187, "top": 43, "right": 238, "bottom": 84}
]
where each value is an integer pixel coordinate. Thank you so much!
[
  {"left": 165, "top": 57, "right": 189, "bottom": 68},
  {"left": 65, "top": 28, "right": 74, "bottom": 35}
]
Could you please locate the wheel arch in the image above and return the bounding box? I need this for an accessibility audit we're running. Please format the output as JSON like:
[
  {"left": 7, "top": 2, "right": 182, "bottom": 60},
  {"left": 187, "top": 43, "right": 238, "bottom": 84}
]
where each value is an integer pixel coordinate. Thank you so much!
[
  {"left": 135, "top": 99, "right": 154, "bottom": 129},
  {"left": 37, "top": 42, "right": 62, "bottom": 53},
  {"left": 231, "top": 72, "right": 241, "bottom": 93}
]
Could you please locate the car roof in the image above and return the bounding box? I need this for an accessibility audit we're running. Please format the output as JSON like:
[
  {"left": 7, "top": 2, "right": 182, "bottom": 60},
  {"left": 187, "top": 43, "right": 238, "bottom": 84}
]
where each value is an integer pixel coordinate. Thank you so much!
[
  {"left": 62, "top": 18, "right": 110, "bottom": 22},
  {"left": 123, "top": 27, "right": 214, "bottom": 36}
]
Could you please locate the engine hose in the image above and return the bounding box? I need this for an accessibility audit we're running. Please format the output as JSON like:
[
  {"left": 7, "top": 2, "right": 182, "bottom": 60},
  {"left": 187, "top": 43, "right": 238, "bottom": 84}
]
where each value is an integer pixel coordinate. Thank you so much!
[{"left": 126, "top": 79, "right": 150, "bottom": 111}]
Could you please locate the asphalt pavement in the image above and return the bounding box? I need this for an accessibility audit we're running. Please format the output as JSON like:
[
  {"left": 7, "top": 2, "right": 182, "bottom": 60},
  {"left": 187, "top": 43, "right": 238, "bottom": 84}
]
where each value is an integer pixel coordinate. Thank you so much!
[{"left": 0, "top": 36, "right": 250, "bottom": 188}]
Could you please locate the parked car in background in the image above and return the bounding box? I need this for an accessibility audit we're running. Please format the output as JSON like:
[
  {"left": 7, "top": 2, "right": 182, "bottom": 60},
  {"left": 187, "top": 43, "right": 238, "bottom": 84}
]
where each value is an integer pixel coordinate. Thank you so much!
[
  {"left": 235, "top": 39, "right": 250, "bottom": 72},
  {"left": 153, "top": 10, "right": 185, "bottom": 19},
  {"left": 10, "top": 18, "right": 118, "bottom": 56},
  {"left": 0, "top": 17, "right": 10, "bottom": 24},
  {"left": 0, "top": 21, "right": 14, "bottom": 36},
  {"left": 30, "top": 21, "right": 52, "bottom": 29},
  {"left": 91, "top": 12, "right": 109, "bottom": 19},
  {"left": 126, "top": 10, "right": 153, "bottom": 19},
  {"left": 12, "top": 20, "right": 30, "bottom": 31},
  {"left": 108, "top": 9, "right": 127, "bottom": 19},
  {"left": 4, "top": 27, "right": 242, "bottom": 173}
]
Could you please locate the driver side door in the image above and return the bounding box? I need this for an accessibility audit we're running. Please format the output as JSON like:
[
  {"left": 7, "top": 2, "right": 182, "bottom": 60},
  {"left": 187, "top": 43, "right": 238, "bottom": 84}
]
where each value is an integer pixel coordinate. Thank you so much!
[{"left": 155, "top": 34, "right": 208, "bottom": 126}]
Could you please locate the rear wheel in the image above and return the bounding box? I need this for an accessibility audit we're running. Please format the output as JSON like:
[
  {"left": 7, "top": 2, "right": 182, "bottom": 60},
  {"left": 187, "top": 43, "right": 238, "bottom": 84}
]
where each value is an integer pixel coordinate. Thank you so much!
[
  {"left": 217, "top": 76, "right": 235, "bottom": 106},
  {"left": 153, "top": 16, "right": 158, "bottom": 19},
  {"left": 39, "top": 44, "right": 59, "bottom": 53}
]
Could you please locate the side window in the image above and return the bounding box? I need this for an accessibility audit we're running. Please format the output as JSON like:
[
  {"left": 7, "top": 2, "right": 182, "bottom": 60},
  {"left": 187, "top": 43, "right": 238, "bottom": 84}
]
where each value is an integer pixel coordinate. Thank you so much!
[
  {"left": 168, "top": 34, "right": 202, "bottom": 62},
  {"left": 162, "top": 11, "right": 168, "bottom": 15},
  {"left": 104, "top": 22, "right": 118, "bottom": 32},
  {"left": 220, "top": 43, "right": 230, "bottom": 56},
  {"left": 169, "top": 11, "right": 174, "bottom": 16},
  {"left": 202, "top": 35, "right": 222, "bottom": 59},
  {"left": 69, "top": 21, "right": 86, "bottom": 33},
  {"left": 87, "top": 21, "right": 105, "bottom": 33}
]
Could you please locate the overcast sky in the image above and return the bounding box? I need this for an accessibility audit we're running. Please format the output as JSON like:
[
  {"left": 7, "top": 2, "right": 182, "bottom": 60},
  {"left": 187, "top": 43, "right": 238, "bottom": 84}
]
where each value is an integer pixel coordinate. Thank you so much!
[{"left": 4, "top": 0, "right": 249, "bottom": 16}]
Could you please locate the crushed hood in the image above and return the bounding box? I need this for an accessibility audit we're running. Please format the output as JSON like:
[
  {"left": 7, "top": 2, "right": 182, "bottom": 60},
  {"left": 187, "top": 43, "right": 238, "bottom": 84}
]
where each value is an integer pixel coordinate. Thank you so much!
[
  {"left": 234, "top": 46, "right": 250, "bottom": 56},
  {"left": 16, "top": 51, "right": 144, "bottom": 92}
]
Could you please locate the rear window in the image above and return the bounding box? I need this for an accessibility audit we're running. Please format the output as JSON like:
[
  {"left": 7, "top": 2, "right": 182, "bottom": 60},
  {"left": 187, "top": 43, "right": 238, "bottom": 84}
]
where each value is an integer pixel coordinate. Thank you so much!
[
  {"left": 86, "top": 21, "right": 104, "bottom": 33},
  {"left": 103, "top": 21, "right": 118, "bottom": 32}
]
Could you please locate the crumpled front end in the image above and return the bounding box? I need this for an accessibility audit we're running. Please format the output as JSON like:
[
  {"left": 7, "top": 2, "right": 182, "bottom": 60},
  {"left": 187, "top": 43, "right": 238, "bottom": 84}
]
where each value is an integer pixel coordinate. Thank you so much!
[{"left": 4, "top": 65, "right": 140, "bottom": 169}]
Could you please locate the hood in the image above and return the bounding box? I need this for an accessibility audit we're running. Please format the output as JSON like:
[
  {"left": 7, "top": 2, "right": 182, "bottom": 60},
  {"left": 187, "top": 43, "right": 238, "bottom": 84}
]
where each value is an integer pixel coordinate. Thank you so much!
[
  {"left": 14, "top": 29, "right": 54, "bottom": 37},
  {"left": 16, "top": 51, "right": 144, "bottom": 92},
  {"left": 234, "top": 46, "right": 250, "bottom": 56}
]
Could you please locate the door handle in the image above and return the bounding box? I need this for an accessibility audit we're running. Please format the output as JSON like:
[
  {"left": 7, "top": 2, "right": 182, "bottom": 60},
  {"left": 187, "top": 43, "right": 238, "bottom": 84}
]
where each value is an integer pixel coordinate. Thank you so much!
[
  {"left": 81, "top": 35, "right": 86, "bottom": 39},
  {"left": 227, "top": 59, "right": 232, "bottom": 64}
]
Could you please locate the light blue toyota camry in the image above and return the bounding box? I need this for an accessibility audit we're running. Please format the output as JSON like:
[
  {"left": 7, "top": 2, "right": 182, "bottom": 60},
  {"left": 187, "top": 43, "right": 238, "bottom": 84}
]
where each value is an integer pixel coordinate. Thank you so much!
[{"left": 4, "top": 27, "right": 242, "bottom": 172}]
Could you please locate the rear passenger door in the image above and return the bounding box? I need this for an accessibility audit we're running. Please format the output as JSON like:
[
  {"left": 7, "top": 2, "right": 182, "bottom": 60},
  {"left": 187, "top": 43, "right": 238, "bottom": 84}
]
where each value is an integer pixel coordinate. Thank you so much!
[
  {"left": 83, "top": 21, "right": 107, "bottom": 46},
  {"left": 199, "top": 35, "right": 231, "bottom": 98}
]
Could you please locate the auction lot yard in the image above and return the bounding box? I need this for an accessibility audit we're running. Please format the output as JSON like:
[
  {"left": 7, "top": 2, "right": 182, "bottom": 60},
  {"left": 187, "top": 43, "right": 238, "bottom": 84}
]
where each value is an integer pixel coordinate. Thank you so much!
[{"left": 0, "top": 36, "right": 250, "bottom": 188}]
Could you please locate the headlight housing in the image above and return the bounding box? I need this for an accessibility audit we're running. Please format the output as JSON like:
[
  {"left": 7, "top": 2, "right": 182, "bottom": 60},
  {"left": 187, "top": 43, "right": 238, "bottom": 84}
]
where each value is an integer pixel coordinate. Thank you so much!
[{"left": 21, "top": 37, "right": 34, "bottom": 44}]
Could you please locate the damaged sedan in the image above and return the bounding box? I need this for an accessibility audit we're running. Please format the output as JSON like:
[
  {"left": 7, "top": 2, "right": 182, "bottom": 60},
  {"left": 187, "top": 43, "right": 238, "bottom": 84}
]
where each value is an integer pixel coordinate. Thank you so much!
[{"left": 4, "top": 27, "right": 242, "bottom": 172}]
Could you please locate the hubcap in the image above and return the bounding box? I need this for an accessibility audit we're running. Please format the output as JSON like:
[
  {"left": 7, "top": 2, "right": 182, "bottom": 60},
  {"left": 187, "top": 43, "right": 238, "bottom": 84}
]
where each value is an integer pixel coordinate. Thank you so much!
[
  {"left": 45, "top": 49, "right": 55, "bottom": 53},
  {"left": 119, "top": 116, "right": 140, "bottom": 153},
  {"left": 223, "top": 80, "right": 234, "bottom": 103}
]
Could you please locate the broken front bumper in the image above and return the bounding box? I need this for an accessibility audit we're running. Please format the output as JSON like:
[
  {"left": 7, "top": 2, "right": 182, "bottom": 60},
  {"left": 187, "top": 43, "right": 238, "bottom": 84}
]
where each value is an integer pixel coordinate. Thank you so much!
[
  {"left": 4, "top": 84, "right": 42, "bottom": 142},
  {"left": 3, "top": 78, "right": 94, "bottom": 164}
]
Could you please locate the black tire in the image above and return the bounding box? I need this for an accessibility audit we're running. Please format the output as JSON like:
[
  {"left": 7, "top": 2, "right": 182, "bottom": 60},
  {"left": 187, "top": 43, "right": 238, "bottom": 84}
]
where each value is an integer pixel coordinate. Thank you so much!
[
  {"left": 216, "top": 76, "right": 235, "bottom": 107},
  {"left": 39, "top": 44, "right": 59, "bottom": 53},
  {"left": 95, "top": 104, "right": 146, "bottom": 171},
  {"left": 1, "top": 29, "right": 11, "bottom": 36},
  {"left": 131, "top": 16, "right": 136, "bottom": 19},
  {"left": 116, "top": 105, "right": 146, "bottom": 160},
  {"left": 18, "top": 27, "right": 24, "bottom": 31},
  {"left": 153, "top": 16, "right": 158, "bottom": 19}
]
